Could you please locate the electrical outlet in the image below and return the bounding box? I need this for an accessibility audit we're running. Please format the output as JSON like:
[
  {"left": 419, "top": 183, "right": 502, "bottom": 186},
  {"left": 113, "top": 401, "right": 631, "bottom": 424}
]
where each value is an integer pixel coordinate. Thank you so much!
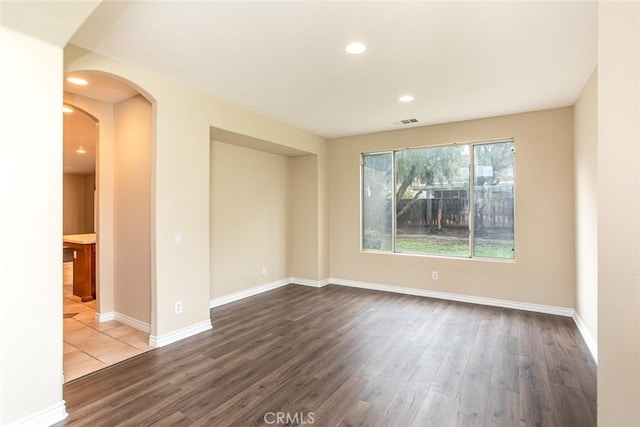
[
  {"left": 262, "top": 267, "right": 267, "bottom": 276},
  {"left": 432, "top": 271, "right": 439, "bottom": 280},
  {"left": 175, "top": 301, "right": 183, "bottom": 314},
  {"left": 174, "top": 233, "right": 182, "bottom": 246}
]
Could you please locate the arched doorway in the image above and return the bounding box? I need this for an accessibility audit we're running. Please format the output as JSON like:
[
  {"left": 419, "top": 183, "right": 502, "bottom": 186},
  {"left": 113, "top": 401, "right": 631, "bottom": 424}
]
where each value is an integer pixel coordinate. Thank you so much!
[{"left": 62, "top": 71, "right": 154, "bottom": 381}]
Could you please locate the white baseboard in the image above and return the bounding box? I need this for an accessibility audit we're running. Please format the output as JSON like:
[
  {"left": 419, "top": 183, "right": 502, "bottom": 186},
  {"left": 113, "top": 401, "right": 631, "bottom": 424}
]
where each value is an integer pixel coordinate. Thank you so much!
[
  {"left": 209, "top": 278, "right": 290, "bottom": 308},
  {"left": 6, "top": 401, "right": 67, "bottom": 427},
  {"left": 113, "top": 312, "right": 151, "bottom": 334},
  {"left": 209, "top": 278, "right": 331, "bottom": 308},
  {"left": 95, "top": 311, "right": 114, "bottom": 322},
  {"left": 329, "top": 278, "right": 574, "bottom": 317},
  {"left": 290, "top": 277, "right": 330, "bottom": 288},
  {"left": 95, "top": 311, "right": 151, "bottom": 334},
  {"left": 210, "top": 277, "right": 573, "bottom": 318},
  {"left": 573, "top": 312, "right": 598, "bottom": 363},
  {"left": 149, "top": 319, "right": 212, "bottom": 348}
]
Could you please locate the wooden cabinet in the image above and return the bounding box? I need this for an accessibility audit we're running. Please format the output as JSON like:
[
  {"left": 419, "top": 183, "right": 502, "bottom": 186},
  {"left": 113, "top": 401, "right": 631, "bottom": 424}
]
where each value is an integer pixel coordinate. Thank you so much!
[{"left": 63, "top": 234, "right": 96, "bottom": 302}]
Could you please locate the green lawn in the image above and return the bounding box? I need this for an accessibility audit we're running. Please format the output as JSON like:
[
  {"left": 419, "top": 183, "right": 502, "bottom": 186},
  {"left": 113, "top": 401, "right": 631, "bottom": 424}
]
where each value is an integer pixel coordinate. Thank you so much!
[
  {"left": 376, "top": 235, "right": 513, "bottom": 259},
  {"left": 396, "top": 236, "right": 470, "bottom": 257},
  {"left": 473, "top": 240, "right": 515, "bottom": 259}
]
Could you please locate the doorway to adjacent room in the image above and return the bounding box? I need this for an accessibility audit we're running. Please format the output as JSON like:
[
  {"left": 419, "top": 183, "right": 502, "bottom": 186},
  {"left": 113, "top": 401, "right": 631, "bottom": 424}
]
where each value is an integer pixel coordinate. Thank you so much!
[{"left": 62, "top": 72, "right": 153, "bottom": 381}]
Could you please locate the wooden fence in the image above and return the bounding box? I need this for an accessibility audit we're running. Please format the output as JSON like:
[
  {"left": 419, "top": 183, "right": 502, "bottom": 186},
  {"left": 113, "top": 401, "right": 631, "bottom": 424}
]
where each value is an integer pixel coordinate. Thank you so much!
[{"left": 397, "top": 196, "right": 514, "bottom": 230}]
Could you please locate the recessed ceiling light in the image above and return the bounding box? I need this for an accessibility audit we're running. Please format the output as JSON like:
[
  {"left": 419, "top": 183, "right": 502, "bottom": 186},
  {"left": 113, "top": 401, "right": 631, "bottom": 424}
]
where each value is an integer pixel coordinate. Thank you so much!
[
  {"left": 67, "top": 77, "right": 88, "bottom": 86},
  {"left": 345, "top": 42, "right": 366, "bottom": 55},
  {"left": 76, "top": 145, "right": 87, "bottom": 154},
  {"left": 62, "top": 106, "right": 73, "bottom": 113},
  {"left": 399, "top": 95, "right": 415, "bottom": 103}
]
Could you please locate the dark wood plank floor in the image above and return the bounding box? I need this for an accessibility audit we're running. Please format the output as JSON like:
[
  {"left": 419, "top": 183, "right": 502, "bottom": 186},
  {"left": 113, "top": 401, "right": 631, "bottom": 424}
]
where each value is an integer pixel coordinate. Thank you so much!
[{"left": 56, "top": 284, "right": 596, "bottom": 426}]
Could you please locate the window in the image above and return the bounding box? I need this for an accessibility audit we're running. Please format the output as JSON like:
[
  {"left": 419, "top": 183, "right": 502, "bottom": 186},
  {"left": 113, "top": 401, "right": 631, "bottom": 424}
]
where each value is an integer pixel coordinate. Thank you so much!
[
  {"left": 362, "top": 140, "right": 515, "bottom": 259},
  {"left": 473, "top": 142, "right": 515, "bottom": 258},
  {"left": 362, "top": 153, "right": 393, "bottom": 251}
]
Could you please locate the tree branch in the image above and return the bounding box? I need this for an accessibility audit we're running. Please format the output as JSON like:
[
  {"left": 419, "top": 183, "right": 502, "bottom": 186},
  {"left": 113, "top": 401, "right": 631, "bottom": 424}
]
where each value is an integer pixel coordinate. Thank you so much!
[
  {"left": 397, "top": 190, "right": 424, "bottom": 219},
  {"left": 395, "top": 166, "right": 416, "bottom": 202}
]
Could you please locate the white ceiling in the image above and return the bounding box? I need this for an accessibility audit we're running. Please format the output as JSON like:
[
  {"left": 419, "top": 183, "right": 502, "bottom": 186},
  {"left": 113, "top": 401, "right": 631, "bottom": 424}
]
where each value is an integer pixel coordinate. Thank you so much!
[
  {"left": 69, "top": 1, "right": 597, "bottom": 139},
  {"left": 64, "top": 71, "right": 140, "bottom": 104}
]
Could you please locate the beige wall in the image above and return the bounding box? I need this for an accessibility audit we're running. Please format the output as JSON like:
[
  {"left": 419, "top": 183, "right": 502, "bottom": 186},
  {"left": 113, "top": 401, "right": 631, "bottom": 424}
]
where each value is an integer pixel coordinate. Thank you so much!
[
  {"left": 288, "top": 155, "right": 319, "bottom": 279},
  {"left": 598, "top": 2, "right": 640, "bottom": 425},
  {"left": 0, "top": 25, "right": 65, "bottom": 426},
  {"left": 63, "top": 173, "right": 86, "bottom": 234},
  {"left": 66, "top": 91, "right": 152, "bottom": 326},
  {"left": 113, "top": 94, "right": 152, "bottom": 323},
  {"left": 573, "top": 69, "right": 598, "bottom": 351},
  {"left": 210, "top": 145, "right": 325, "bottom": 294},
  {"left": 210, "top": 141, "right": 289, "bottom": 298},
  {"left": 64, "top": 92, "right": 116, "bottom": 316},
  {"left": 317, "top": 143, "right": 330, "bottom": 279},
  {"left": 210, "top": 144, "right": 325, "bottom": 296},
  {"left": 84, "top": 173, "right": 95, "bottom": 232},
  {"left": 65, "top": 44, "right": 328, "bottom": 337},
  {"left": 329, "top": 108, "right": 575, "bottom": 308},
  {"left": 63, "top": 173, "right": 95, "bottom": 234}
]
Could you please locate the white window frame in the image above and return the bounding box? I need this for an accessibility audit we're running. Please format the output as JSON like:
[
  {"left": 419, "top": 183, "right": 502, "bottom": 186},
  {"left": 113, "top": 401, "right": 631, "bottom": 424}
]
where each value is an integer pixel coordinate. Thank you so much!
[{"left": 361, "top": 138, "right": 515, "bottom": 260}]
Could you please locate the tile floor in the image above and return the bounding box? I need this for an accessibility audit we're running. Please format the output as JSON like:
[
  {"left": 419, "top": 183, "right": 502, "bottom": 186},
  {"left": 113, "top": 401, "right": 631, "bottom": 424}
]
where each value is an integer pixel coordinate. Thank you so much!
[{"left": 63, "top": 263, "right": 152, "bottom": 382}]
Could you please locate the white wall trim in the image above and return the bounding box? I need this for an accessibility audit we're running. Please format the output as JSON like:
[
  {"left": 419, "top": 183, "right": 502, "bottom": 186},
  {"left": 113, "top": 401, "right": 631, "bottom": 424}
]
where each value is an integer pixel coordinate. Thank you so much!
[
  {"left": 148, "top": 320, "right": 212, "bottom": 348},
  {"left": 573, "top": 312, "right": 598, "bottom": 363},
  {"left": 330, "top": 278, "right": 575, "bottom": 317},
  {"left": 290, "top": 277, "right": 330, "bottom": 288},
  {"left": 208, "top": 277, "right": 331, "bottom": 309},
  {"left": 209, "top": 278, "right": 290, "bottom": 308},
  {"left": 6, "top": 401, "right": 67, "bottom": 427},
  {"left": 113, "top": 312, "right": 151, "bottom": 334},
  {"left": 95, "top": 311, "right": 151, "bottom": 334},
  {"left": 210, "top": 278, "right": 574, "bottom": 318},
  {"left": 95, "top": 311, "right": 114, "bottom": 323}
]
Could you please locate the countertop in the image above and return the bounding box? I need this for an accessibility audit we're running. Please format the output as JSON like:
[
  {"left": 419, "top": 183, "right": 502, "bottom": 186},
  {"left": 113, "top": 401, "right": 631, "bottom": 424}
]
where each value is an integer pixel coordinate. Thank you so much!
[{"left": 63, "top": 233, "right": 96, "bottom": 245}]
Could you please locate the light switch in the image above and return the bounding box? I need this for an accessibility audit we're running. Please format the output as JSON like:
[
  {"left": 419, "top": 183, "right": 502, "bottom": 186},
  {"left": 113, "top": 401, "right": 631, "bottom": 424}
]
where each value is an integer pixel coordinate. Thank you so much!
[{"left": 174, "top": 233, "right": 182, "bottom": 246}]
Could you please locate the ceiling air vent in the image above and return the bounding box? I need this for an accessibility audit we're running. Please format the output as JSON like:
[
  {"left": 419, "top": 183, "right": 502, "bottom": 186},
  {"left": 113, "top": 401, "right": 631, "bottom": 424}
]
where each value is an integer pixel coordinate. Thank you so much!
[{"left": 394, "top": 118, "right": 419, "bottom": 125}]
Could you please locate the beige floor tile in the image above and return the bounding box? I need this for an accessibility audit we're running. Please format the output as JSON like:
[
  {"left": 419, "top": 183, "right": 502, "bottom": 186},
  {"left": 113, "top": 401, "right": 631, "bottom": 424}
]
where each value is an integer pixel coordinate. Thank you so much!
[
  {"left": 78, "top": 318, "right": 119, "bottom": 331},
  {"left": 79, "top": 334, "right": 120, "bottom": 352},
  {"left": 63, "top": 296, "right": 78, "bottom": 305},
  {"left": 74, "top": 311, "right": 96, "bottom": 321},
  {"left": 64, "top": 318, "right": 87, "bottom": 332},
  {"left": 64, "top": 342, "right": 79, "bottom": 354},
  {"left": 96, "top": 346, "right": 145, "bottom": 365},
  {"left": 62, "top": 266, "right": 152, "bottom": 383},
  {"left": 66, "top": 324, "right": 102, "bottom": 339},
  {"left": 65, "top": 302, "right": 94, "bottom": 313},
  {"left": 63, "top": 289, "right": 81, "bottom": 301},
  {"left": 116, "top": 330, "right": 152, "bottom": 350},
  {"left": 63, "top": 264, "right": 73, "bottom": 285},
  {"left": 63, "top": 279, "right": 88, "bottom": 303},
  {"left": 76, "top": 316, "right": 101, "bottom": 328},
  {"left": 65, "top": 327, "right": 108, "bottom": 348},
  {"left": 64, "top": 350, "right": 93, "bottom": 368},
  {"left": 104, "top": 324, "right": 137, "bottom": 338},
  {"left": 65, "top": 295, "right": 82, "bottom": 303},
  {"left": 64, "top": 358, "right": 106, "bottom": 382},
  {"left": 80, "top": 339, "right": 133, "bottom": 359}
]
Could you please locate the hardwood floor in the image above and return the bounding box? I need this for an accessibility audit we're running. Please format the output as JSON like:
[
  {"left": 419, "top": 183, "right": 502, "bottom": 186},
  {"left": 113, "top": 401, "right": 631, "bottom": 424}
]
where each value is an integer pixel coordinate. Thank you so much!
[{"left": 57, "top": 284, "right": 596, "bottom": 426}]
